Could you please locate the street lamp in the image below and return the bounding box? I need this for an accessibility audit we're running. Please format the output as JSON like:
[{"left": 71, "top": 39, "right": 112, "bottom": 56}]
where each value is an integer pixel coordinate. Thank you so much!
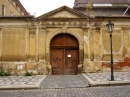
[{"left": 106, "top": 20, "right": 114, "bottom": 81}]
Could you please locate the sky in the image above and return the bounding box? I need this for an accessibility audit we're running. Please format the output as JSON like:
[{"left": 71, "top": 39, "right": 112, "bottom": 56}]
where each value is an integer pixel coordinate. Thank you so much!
[{"left": 19, "top": 0, "right": 75, "bottom": 17}]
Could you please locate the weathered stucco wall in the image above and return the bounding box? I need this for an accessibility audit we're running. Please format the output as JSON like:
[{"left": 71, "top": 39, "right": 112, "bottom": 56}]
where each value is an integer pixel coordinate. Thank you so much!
[
  {"left": 1, "top": 28, "right": 26, "bottom": 61},
  {"left": 0, "top": 21, "right": 48, "bottom": 75},
  {"left": 83, "top": 18, "right": 130, "bottom": 73},
  {"left": 0, "top": 16, "right": 130, "bottom": 75},
  {"left": 0, "top": 15, "right": 87, "bottom": 75}
]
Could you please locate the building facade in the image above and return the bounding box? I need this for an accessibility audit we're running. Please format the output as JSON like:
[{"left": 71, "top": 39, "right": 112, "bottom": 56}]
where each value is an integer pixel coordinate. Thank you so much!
[
  {"left": 0, "top": 1, "right": 130, "bottom": 75},
  {"left": 0, "top": 0, "right": 28, "bottom": 16},
  {"left": 74, "top": 0, "right": 130, "bottom": 16}
]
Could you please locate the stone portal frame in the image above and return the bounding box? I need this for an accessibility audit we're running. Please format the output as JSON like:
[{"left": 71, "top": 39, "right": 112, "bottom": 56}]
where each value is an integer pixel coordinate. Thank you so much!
[{"left": 45, "top": 28, "right": 84, "bottom": 67}]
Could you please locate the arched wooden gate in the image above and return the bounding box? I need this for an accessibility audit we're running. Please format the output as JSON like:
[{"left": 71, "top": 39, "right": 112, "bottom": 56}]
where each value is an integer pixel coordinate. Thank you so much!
[{"left": 50, "top": 34, "right": 79, "bottom": 75}]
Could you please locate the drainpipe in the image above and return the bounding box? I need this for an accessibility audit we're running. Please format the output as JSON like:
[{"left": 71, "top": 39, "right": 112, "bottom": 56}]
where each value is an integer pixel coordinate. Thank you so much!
[{"left": 123, "top": 5, "right": 130, "bottom": 16}]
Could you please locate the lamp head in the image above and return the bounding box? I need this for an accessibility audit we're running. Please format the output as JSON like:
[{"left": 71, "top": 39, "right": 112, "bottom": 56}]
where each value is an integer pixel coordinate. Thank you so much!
[{"left": 106, "top": 20, "right": 114, "bottom": 33}]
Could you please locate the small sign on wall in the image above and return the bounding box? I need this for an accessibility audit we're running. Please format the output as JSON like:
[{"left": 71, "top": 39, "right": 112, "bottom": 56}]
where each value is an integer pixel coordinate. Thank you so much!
[
  {"left": 68, "top": 54, "right": 71, "bottom": 57},
  {"left": 17, "top": 65, "right": 23, "bottom": 70}
]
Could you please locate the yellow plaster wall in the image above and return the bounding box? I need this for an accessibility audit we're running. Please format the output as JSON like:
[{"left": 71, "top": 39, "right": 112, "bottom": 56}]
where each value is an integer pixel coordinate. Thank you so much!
[
  {"left": 0, "top": 16, "right": 130, "bottom": 75},
  {"left": 0, "top": 0, "right": 22, "bottom": 16},
  {"left": 102, "top": 29, "right": 123, "bottom": 61},
  {"left": 1, "top": 28, "right": 26, "bottom": 61}
]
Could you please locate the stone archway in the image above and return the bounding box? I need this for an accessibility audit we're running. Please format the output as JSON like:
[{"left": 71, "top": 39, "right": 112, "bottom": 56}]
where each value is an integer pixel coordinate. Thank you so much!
[
  {"left": 50, "top": 34, "right": 79, "bottom": 75},
  {"left": 45, "top": 29, "right": 84, "bottom": 74}
]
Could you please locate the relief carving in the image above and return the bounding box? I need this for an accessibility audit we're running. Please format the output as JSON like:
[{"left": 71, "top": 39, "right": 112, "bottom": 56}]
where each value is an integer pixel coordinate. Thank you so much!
[{"left": 50, "top": 11, "right": 79, "bottom": 18}]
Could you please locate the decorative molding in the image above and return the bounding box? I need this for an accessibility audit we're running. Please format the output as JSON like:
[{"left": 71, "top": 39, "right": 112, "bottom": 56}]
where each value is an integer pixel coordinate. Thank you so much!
[{"left": 42, "top": 21, "right": 87, "bottom": 27}]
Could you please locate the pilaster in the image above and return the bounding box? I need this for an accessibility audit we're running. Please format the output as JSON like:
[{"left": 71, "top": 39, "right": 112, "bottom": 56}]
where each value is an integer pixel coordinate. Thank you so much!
[
  {"left": 122, "top": 27, "right": 129, "bottom": 58},
  {"left": 39, "top": 27, "right": 46, "bottom": 61},
  {"left": 83, "top": 27, "right": 89, "bottom": 59},
  {"left": 25, "top": 28, "right": 29, "bottom": 61},
  {"left": 0, "top": 28, "right": 2, "bottom": 60},
  {"left": 89, "top": 28, "right": 94, "bottom": 61},
  {"left": 29, "top": 27, "right": 36, "bottom": 61},
  {"left": 93, "top": 27, "right": 101, "bottom": 61},
  {"left": 129, "top": 28, "right": 130, "bottom": 57},
  {"left": 79, "top": 46, "right": 84, "bottom": 64},
  {"left": 36, "top": 26, "right": 39, "bottom": 62}
]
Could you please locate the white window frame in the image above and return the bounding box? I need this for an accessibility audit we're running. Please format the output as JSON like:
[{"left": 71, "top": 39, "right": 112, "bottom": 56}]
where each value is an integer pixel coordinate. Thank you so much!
[{"left": 2, "top": 5, "right": 6, "bottom": 16}]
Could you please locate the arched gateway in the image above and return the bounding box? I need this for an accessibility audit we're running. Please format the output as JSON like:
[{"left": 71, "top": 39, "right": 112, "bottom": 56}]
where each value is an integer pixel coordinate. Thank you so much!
[{"left": 50, "top": 34, "right": 79, "bottom": 75}]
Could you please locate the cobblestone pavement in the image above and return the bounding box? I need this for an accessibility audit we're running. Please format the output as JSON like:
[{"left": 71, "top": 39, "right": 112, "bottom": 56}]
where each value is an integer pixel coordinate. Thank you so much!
[
  {"left": 0, "top": 74, "right": 130, "bottom": 97},
  {"left": 0, "top": 86, "right": 130, "bottom": 97},
  {"left": 41, "top": 75, "right": 89, "bottom": 89}
]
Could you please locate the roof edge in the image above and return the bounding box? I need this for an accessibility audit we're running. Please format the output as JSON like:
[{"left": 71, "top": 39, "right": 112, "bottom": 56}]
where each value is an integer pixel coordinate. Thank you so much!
[{"left": 14, "top": 0, "right": 29, "bottom": 15}]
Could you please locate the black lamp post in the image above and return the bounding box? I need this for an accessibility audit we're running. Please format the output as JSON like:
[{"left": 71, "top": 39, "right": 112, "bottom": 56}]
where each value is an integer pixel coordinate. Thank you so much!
[{"left": 106, "top": 20, "right": 114, "bottom": 81}]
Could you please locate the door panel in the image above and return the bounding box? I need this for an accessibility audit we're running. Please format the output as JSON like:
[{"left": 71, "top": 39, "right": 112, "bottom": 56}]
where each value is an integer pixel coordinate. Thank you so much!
[
  {"left": 51, "top": 49, "right": 78, "bottom": 75},
  {"left": 51, "top": 49, "right": 64, "bottom": 75},
  {"left": 65, "top": 50, "right": 78, "bottom": 74}
]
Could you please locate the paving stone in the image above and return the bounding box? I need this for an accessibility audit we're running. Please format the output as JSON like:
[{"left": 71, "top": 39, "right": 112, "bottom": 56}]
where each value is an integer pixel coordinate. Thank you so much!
[
  {"left": 41, "top": 75, "right": 89, "bottom": 89},
  {"left": 85, "top": 72, "right": 130, "bottom": 82},
  {"left": 0, "top": 86, "right": 130, "bottom": 97},
  {"left": 83, "top": 72, "right": 130, "bottom": 87},
  {"left": 1, "top": 71, "right": 130, "bottom": 92}
]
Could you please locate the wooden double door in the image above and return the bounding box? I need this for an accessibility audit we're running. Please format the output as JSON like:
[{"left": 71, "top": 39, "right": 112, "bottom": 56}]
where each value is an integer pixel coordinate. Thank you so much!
[
  {"left": 51, "top": 49, "right": 78, "bottom": 75},
  {"left": 50, "top": 34, "right": 79, "bottom": 75}
]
